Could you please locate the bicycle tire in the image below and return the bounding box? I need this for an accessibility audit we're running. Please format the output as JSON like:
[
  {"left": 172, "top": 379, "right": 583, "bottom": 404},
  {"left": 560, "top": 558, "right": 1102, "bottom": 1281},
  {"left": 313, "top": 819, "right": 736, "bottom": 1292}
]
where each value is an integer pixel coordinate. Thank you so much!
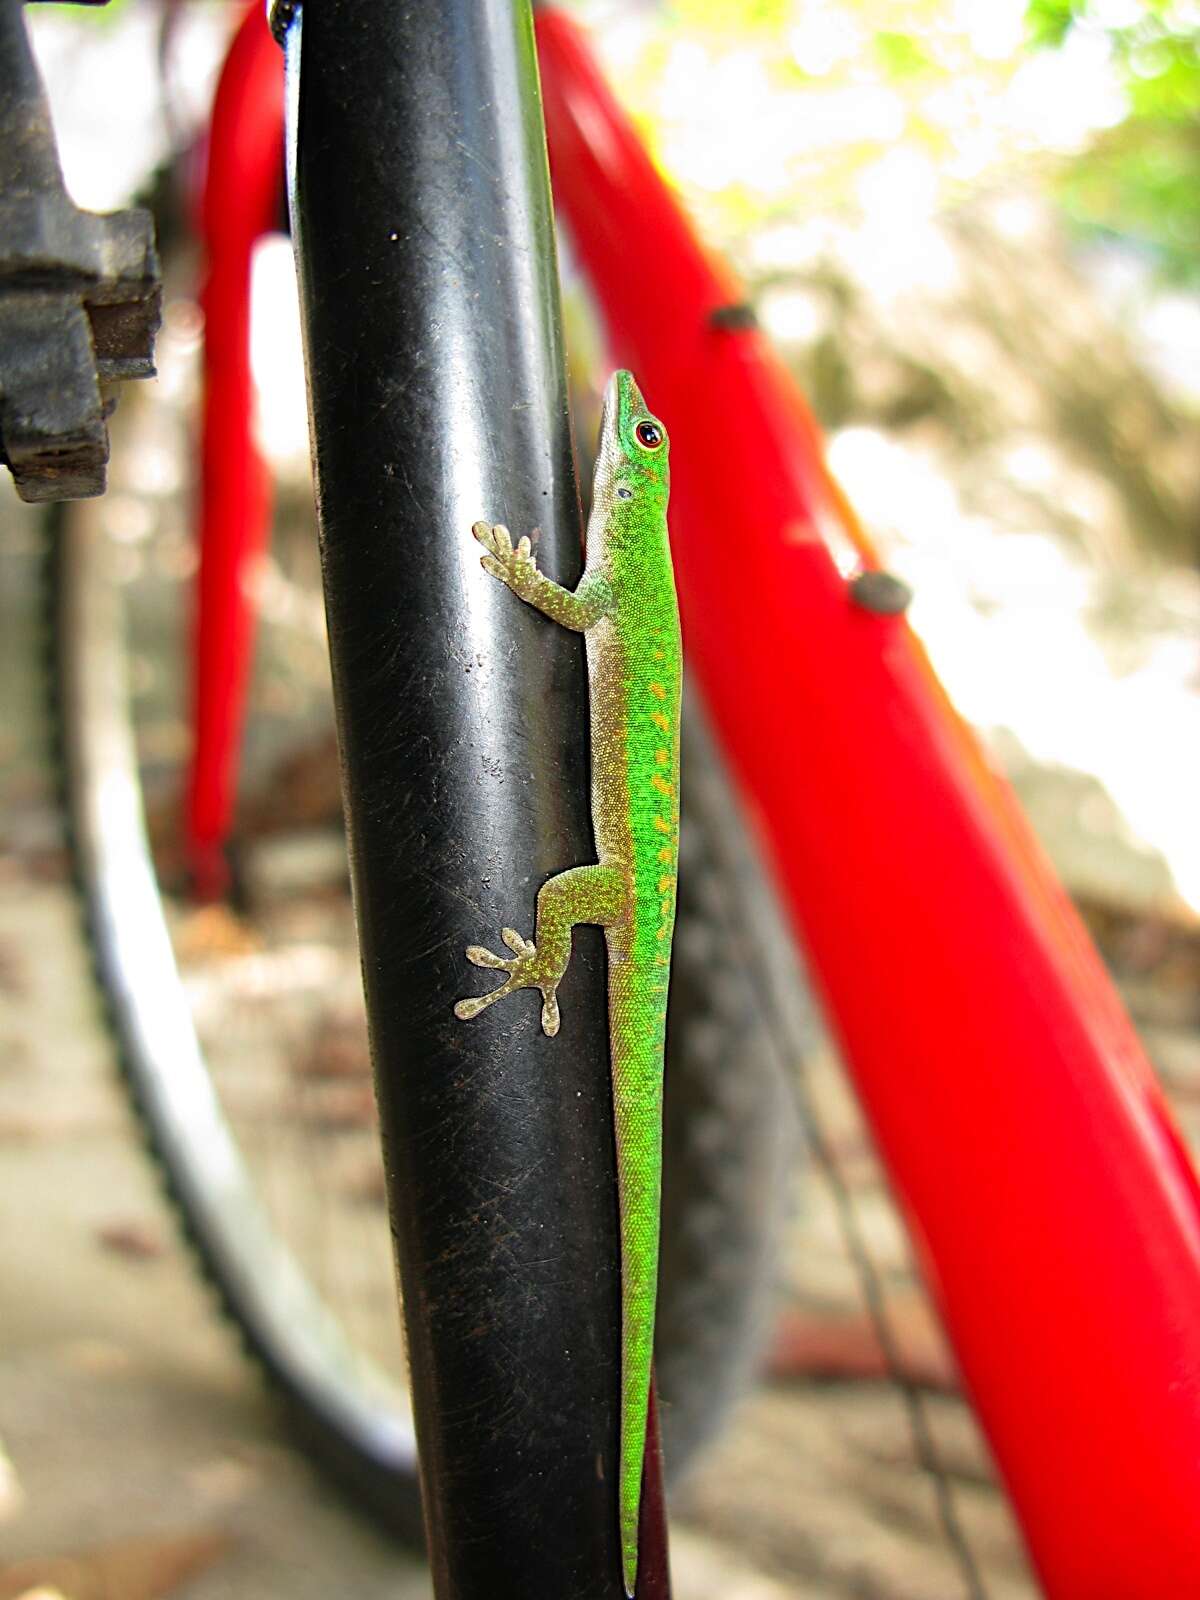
[{"left": 44, "top": 464, "right": 800, "bottom": 1534}]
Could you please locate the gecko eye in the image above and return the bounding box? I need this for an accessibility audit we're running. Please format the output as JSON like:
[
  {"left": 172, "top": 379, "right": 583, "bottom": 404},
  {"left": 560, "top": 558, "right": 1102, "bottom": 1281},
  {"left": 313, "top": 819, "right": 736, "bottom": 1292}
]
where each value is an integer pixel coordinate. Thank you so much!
[{"left": 634, "top": 420, "right": 664, "bottom": 450}]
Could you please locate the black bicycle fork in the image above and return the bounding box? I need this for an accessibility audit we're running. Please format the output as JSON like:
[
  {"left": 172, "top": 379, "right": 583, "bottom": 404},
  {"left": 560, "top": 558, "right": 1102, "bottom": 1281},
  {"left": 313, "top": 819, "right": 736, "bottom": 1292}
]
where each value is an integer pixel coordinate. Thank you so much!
[{"left": 277, "top": 2, "right": 670, "bottom": 1594}]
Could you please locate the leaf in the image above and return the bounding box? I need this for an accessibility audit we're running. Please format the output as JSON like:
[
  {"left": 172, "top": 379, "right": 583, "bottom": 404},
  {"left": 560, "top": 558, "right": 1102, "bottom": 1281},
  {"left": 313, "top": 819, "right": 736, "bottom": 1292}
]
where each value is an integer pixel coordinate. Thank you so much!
[
  {"left": 872, "top": 29, "right": 935, "bottom": 80},
  {"left": 1025, "top": 0, "right": 1074, "bottom": 50},
  {"left": 1057, "top": 116, "right": 1200, "bottom": 284},
  {"left": 95, "top": 1221, "right": 165, "bottom": 1260}
]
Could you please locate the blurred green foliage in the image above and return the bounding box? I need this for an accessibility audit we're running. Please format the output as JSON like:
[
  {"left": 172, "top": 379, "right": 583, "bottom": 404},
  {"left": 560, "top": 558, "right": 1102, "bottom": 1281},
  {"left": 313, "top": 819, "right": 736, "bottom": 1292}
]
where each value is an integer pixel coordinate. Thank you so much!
[
  {"left": 1027, "top": 1, "right": 1200, "bottom": 280},
  {"left": 604, "top": 1, "right": 1198, "bottom": 287}
]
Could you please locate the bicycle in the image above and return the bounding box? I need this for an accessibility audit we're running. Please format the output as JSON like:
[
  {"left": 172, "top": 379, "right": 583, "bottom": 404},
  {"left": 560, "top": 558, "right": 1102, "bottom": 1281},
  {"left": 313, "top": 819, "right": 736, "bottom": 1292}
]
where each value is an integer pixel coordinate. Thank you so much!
[{"left": 22, "top": 1, "right": 1200, "bottom": 1596}]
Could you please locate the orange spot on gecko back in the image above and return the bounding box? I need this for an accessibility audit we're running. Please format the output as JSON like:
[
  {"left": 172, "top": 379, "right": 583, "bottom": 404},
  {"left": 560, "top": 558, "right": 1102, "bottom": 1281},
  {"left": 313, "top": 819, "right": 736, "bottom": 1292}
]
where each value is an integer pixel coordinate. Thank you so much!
[
  {"left": 657, "top": 847, "right": 673, "bottom": 863},
  {"left": 650, "top": 711, "right": 670, "bottom": 734},
  {"left": 654, "top": 748, "right": 669, "bottom": 765},
  {"left": 657, "top": 876, "right": 673, "bottom": 894},
  {"left": 654, "top": 817, "right": 671, "bottom": 835},
  {"left": 651, "top": 774, "right": 673, "bottom": 797},
  {"left": 648, "top": 682, "right": 666, "bottom": 700}
]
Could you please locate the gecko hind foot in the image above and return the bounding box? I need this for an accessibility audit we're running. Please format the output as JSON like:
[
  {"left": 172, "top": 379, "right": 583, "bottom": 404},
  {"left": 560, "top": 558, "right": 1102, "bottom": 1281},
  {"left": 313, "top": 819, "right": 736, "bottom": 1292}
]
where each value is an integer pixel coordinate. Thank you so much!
[{"left": 454, "top": 928, "right": 561, "bottom": 1036}]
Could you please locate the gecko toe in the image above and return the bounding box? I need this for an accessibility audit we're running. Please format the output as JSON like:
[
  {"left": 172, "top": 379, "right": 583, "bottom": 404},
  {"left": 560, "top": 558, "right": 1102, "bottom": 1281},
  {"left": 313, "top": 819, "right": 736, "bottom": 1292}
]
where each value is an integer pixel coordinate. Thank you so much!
[
  {"left": 541, "top": 993, "right": 560, "bottom": 1036},
  {"left": 455, "top": 976, "right": 515, "bottom": 1019},
  {"left": 466, "top": 944, "right": 514, "bottom": 971}
]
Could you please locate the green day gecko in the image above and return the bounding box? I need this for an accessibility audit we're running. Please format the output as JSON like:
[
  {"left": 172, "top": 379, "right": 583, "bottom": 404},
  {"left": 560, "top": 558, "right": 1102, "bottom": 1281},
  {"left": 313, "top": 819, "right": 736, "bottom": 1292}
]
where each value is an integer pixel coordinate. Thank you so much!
[{"left": 454, "top": 370, "right": 680, "bottom": 1596}]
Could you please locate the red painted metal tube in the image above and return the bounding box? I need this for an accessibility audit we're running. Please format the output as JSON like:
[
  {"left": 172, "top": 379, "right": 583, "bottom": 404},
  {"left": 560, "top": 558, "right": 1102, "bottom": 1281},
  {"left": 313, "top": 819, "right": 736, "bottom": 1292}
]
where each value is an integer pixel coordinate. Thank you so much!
[
  {"left": 536, "top": 11, "right": 1200, "bottom": 1596},
  {"left": 186, "top": 0, "right": 283, "bottom": 896}
]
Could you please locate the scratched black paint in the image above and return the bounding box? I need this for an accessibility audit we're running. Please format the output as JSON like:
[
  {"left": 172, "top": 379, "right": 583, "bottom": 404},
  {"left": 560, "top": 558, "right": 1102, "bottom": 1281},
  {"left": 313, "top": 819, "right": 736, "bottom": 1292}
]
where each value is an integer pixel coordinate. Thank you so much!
[{"left": 284, "top": 2, "right": 633, "bottom": 1595}]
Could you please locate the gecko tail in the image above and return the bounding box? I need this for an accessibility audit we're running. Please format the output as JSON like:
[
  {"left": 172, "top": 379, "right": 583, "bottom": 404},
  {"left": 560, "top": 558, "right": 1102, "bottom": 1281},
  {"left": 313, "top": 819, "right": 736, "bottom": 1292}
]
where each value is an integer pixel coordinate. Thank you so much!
[
  {"left": 619, "top": 1349, "right": 654, "bottom": 1597},
  {"left": 620, "top": 1402, "right": 644, "bottom": 1597},
  {"left": 619, "top": 1296, "right": 652, "bottom": 1595},
  {"left": 615, "top": 1095, "right": 663, "bottom": 1599}
]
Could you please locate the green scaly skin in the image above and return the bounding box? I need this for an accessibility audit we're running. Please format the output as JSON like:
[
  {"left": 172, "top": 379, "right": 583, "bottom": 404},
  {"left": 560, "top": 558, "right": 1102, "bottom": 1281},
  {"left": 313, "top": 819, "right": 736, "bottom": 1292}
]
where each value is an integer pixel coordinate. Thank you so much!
[{"left": 454, "top": 370, "right": 680, "bottom": 1597}]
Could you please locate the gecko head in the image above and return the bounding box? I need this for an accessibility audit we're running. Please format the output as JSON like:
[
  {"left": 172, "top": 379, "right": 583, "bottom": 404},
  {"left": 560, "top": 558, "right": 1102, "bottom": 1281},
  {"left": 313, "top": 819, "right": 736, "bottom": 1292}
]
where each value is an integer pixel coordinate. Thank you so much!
[{"left": 595, "top": 370, "right": 670, "bottom": 519}]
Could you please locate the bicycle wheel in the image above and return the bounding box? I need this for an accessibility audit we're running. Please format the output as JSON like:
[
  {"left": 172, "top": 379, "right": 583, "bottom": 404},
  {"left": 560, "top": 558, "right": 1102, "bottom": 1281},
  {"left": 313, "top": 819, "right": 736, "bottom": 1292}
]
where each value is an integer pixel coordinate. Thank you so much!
[{"left": 45, "top": 301, "right": 801, "bottom": 1534}]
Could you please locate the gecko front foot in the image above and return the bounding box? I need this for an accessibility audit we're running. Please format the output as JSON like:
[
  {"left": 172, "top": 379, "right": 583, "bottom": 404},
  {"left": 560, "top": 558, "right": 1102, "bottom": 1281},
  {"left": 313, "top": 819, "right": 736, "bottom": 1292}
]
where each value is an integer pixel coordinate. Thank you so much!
[
  {"left": 454, "top": 926, "right": 562, "bottom": 1036},
  {"left": 471, "top": 521, "right": 540, "bottom": 601}
]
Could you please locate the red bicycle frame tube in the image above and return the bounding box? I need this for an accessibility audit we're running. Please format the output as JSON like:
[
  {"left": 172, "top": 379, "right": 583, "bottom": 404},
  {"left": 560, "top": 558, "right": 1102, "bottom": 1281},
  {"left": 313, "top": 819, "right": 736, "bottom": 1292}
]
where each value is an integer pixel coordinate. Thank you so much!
[
  {"left": 187, "top": 0, "right": 283, "bottom": 896},
  {"left": 536, "top": 11, "right": 1200, "bottom": 1597}
]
